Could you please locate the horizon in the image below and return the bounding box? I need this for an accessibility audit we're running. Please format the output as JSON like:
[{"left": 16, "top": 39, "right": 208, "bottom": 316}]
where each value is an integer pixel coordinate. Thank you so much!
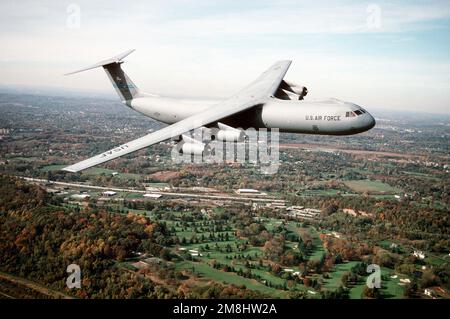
[{"left": 1, "top": 83, "right": 450, "bottom": 118}]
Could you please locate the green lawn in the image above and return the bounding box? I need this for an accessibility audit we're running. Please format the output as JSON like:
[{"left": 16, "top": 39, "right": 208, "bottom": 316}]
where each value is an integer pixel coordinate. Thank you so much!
[
  {"left": 323, "top": 261, "right": 359, "bottom": 290},
  {"left": 40, "top": 165, "right": 140, "bottom": 180},
  {"left": 308, "top": 227, "right": 326, "bottom": 261},
  {"left": 402, "top": 171, "right": 440, "bottom": 181},
  {"left": 324, "top": 263, "right": 406, "bottom": 299},
  {"left": 286, "top": 223, "right": 325, "bottom": 262},
  {"left": 175, "top": 261, "right": 287, "bottom": 297},
  {"left": 343, "top": 180, "right": 402, "bottom": 194},
  {"left": 41, "top": 164, "right": 66, "bottom": 171},
  {"left": 380, "top": 267, "right": 406, "bottom": 299},
  {"left": 7, "top": 156, "right": 37, "bottom": 162},
  {"left": 82, "top": 167, "right": 140, "bottom": 180}
]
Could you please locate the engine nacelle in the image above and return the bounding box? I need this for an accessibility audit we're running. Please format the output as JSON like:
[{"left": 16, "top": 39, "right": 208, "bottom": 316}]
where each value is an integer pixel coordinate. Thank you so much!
[
  {"left": 216, "top": 129, "right": 245, "bottom": 142},
  {"left": 277, "top": 80, "right": 308, "bottom": 100},
  {"left": 214, "top": 122, "right": 246, "bottom": 142},
  {"left": 279, "top": 89, "right": 299, "bottom": 100},
  {"left": 181, "top": 142, "right": 209, "bottom": 156},
  {"left": 284, "top": 81, "right": 308, "bottom": 100},
  {"left": 289, "top": 86, "right": 308, "bottom": 100}
]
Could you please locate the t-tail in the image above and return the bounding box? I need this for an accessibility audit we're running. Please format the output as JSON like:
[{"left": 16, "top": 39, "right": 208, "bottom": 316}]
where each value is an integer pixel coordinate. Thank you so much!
[{"left": 65, "top": 49, "right": 141, "bottom": 103}]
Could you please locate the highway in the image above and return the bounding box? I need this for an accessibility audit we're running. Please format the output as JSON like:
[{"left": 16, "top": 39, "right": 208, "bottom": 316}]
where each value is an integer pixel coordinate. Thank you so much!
[{"left": 20, "top": 177, "right": 286, "bottom": 204}]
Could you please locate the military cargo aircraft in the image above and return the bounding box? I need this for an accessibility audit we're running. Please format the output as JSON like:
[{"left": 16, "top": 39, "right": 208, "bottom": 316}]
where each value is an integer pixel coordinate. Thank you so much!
[{"left": 63, "top": 49, "right": 375, "bottom": 172}]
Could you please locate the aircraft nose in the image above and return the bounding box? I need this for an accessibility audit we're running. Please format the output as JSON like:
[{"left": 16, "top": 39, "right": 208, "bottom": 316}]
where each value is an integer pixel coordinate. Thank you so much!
[{"left": 365, "top": 113, "right": 376, "bottom": 130}]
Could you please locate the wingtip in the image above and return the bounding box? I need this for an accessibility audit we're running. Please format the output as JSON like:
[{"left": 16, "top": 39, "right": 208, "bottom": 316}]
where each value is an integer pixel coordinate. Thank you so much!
[
  {"left": 61, "top": 166, "right": 78, "bottom": 173},
  {"left": 63, "top": 49, "right": 136, "bottom": 76}
]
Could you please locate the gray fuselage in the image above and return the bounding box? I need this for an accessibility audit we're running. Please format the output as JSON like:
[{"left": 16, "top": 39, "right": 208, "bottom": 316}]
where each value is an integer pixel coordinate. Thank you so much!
[{"left": 127, "top": 95, "right": 376, "bottom": 135}]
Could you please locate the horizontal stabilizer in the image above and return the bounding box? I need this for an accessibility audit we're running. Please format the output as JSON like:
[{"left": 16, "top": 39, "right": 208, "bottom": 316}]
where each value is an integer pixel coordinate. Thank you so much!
[{"left": 65, "top": 49, "right": 135, "bottom": 75}]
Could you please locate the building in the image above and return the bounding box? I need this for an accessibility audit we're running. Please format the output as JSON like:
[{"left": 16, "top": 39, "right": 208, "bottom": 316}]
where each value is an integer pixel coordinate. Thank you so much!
[
  {"left": 286, "top": 207, "right": 321, "bottom": 219},
  {"left": 235, "top": 188, "right": 260, "bottom": 194},
  {"left": 424, "top": 288, "right": 436, "bottom": 298},
  {"left": 70, "top": 194, "right": 90, "bottom": 200},
  {"left": 413, "top": 250, "right": 425, "bottom": 259},
  {"left": 102, "top": 191, "right": 117, "bottom": 197},
  {"left": 143, "top": 193, "right": 162, "bottom": 199}
]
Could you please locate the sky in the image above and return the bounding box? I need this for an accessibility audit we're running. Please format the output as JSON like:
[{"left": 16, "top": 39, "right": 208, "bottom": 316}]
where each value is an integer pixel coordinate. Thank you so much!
[{"left": 0, "top": 0, "right": 450, "bottom": 114}]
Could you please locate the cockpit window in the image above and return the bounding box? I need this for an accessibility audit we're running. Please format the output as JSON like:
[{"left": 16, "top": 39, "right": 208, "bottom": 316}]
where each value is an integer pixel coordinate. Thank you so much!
[
  {"left": 354, "top": 110, "right": 363, "bottom": 115},
  {"left": 345, "top": 111, "right": 356, "bottom": 117}
]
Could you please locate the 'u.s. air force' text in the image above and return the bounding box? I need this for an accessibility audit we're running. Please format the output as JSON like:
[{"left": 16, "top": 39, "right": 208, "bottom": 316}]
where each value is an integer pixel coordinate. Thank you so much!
[{"left": 305, "top": 115, "right": 341, "bottom": 121}]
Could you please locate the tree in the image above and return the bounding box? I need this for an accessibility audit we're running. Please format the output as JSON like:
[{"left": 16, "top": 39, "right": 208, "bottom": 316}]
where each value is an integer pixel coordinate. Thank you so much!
[
  {"left": 362, "top": 286, "right": 381, "bottom": 299},
  {"left": 341, "top": 272, "right": 350, "bottom": 287}
]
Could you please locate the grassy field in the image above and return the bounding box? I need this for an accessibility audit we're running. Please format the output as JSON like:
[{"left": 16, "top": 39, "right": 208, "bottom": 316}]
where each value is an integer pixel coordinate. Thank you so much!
[
  {"left": 122, "top": 207, "right": 412, "bottom": 299},
  {"left": 302, "top": 189, "right": 342, "bottom": 196},
  {"left": 285, "top": 223, "right": 325, "bottom": 261},
  {"left": 82, "top": 167, "right": 140, "bottom": 180},
  {"left": 343, "top": 180, "right": 401, "bottom": 194},
  {"left": 158, "top": 214, "right": 321, "bottom": 296},
  {"left": 308, "top": 228, "right": 326, "bottom": 261},
  {"left": 323, "top": 261, "right": 359, "bottom": 290},
  {"left": 7, "top": 156, "right": 38, "bottom": 162},
  {"left": 40, "top": 165, "right": 140, "bottom": 180},
  {"left": 402, "top": 171, "right": 440, "bottom": 181},
  {"left": 41, "top": 164, "right": 66, "bottom": 171},
  {"left": 175, "top": 261, "right": 287, "bottom": 298},
  {"left": 380, "top": 267, "right": 406, "bottom": 298},
  {"left": 323, "top": 263, "right": 406, "bottom": 299},
  {"left": 145, "top": 182, "right": 170, "bottom": 188}
]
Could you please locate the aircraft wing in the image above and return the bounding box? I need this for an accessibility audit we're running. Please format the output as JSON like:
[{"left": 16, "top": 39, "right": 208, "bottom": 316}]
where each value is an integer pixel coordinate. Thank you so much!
[{"left": 62, "top": 60, "right": 291, "bottom": 172}]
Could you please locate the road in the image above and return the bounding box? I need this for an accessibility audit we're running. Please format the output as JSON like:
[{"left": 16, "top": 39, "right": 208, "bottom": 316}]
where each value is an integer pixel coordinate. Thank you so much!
[
  {"left": 0, "top": 271, "right": 73, "bottom": 299},
  {"left": 20, "top": 177, "right": 286, "bottom": 204}
]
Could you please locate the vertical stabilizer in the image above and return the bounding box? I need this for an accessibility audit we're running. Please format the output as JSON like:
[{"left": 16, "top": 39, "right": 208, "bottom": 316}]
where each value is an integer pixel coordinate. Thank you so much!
[
  {"left": 102, "top": 62, "right": 140, "bottom": 102},
  {"left": 65, "top": 49, "right": 141, "bottom": 102}
]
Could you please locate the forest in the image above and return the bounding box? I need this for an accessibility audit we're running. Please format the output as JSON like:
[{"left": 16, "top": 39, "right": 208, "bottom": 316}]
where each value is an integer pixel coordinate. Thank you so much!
[{"left": 0, "top": 174, "right": 267, "bottom": 298}]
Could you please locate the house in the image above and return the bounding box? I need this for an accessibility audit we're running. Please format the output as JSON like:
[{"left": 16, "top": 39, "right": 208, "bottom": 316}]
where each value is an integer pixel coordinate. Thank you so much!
[
  {"left": 70, "top": 194, "right": 90, "bottom": 200},
  {"left": 413, "top": 250, "right": 425, "bottom": 259},
  {"left": 143, "top": 193, "right": 162, "bottom": 199},
  {"left": 102, "top": 191, "right": 117, "bottom": 197},
  {"left": 424, "top": 288, "right": 436, "bottom": 298}
]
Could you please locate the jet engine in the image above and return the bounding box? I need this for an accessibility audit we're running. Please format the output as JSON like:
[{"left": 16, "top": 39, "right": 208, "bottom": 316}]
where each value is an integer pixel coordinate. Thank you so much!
[
  {"left": 215, "top": 123, "right": 246, "bottom": 142},
  {"left": 179, "top": 134, "right": 210, "bottom": 155},
  {"left": 181, "top": 142, "right": 209, "bottom": 156},
  {"left": 275, "top": 80, "right": 308, "bottom": 100}
]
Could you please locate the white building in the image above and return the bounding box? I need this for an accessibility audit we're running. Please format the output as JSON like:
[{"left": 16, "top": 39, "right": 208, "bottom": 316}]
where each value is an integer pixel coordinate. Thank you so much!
[
  {"left": 143, "top": 193, "right": 162, "bottom": 199},
  {"left": 102, "top": 191, "right": 117, "bottom": 196},
  {"left": 413, "top": 250, "right": 425, "bottom": 259},
  {"left": 424, "top": 288, "right": 435, "bottom": 298},
  {"left": 235, "top": 188, "right": 260, "bottom": 194}
]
